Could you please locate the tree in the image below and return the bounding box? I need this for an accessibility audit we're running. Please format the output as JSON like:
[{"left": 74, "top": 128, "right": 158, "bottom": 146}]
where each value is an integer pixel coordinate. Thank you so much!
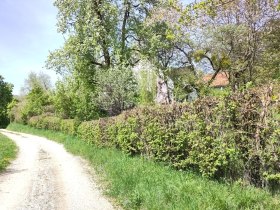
[
  {"left": 0, "top": 75, "right": 13, "bottom": 128},
  {"left": 257, "top": 18, "right": 280, "bottom": 82},
  {"left": 20, "top": 71, "right": 52, "bottom": 95},
  {"left": 54, "top": 73, "right": 100, "bottom": 120},
  {"left": 47, "top": 0, "right": 160, "bottom": 81},
  {"left": 10, "top": 72, "right": 53, "bottom": 124},
  {"left": 95, "top": 65, "right": 138, "bottom": 116},
  {"left": 137, "top": 61, "right": 157, "bottom": 105},
  {"left": 183, "top": 0, "right": 280, "bottom": 89},
  {"left": 22, "top": 84, "right": 51, "bottom": 120},
  {"left": 46, "top": 0, "right": 164, "bottom": 111},
  {"left": 139, "top": 1, "right": 198, "bottom": 103}
]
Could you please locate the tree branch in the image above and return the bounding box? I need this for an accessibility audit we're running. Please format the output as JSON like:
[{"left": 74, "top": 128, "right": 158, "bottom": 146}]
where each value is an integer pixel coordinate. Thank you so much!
[
  {"left": 202, "top": 54, "right": 222, "bottom": 87},
  {"left": 91, "top": 61, "right": 103, "bottom": 66},
  {"left": 121, "top": 0, "right": 131, "bottom": 62}
]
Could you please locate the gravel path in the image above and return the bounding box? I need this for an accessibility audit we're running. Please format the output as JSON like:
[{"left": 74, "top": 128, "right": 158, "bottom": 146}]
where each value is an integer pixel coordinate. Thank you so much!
[{"left": 0, "top": 129, "right": 115, "bottom": 210}]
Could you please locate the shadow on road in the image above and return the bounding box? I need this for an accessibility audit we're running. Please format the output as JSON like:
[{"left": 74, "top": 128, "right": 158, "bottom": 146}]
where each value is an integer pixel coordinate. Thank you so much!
[{"left": 0, "top": 168, "right": 27, "bottom": 176}]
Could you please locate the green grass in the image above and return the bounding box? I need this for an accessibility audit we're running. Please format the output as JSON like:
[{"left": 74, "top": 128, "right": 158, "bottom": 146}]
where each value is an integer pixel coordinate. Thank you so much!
[
  {"left": 0, "top": 132, "right": 17, "bottom": 172},
  {"left": 7, "top": 123, "right": 280, "bottom": 210}
]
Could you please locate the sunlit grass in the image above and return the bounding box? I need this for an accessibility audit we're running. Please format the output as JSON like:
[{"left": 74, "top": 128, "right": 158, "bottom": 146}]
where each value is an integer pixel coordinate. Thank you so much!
[{"left": 0, "top": 132, "right": 17, "bottom": 171}]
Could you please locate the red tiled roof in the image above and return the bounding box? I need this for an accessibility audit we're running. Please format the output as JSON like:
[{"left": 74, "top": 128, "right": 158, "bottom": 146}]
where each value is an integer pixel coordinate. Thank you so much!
[{"left": 202, "top": 72, "right": 229, "bottom": 87}]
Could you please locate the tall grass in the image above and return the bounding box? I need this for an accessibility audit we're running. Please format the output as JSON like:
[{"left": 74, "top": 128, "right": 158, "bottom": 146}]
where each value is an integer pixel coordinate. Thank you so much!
[
  {"left": 0, "top": 132, "right": 17, "bottom": 171},
  {"left": 7, "top": 123, "right": 280, "bottom": 210}
]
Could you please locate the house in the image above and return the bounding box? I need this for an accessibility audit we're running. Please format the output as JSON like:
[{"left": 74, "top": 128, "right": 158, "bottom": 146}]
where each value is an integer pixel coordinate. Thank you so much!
[{"left": 202, "top": 72, "right": 229, "bottom": 89}]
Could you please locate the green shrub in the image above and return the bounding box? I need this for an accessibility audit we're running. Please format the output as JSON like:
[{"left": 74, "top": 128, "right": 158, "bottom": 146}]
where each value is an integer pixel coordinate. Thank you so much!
[
  {"left": 78, "top": 118, "right": 116, "bottom": 147},
  {"left": 75, "top": 85, "right": 280, "bottom": 187},
  {"left": 42, "top": 116, "right": 61, "bottom": 131},
  {"left": 60, "top": 119, "right": 80, "bottom": 135},
  {"left": 114, "top": 116, "right": 140, "bottom": 155},
  {"left": 78, "top": 121, "right": 101, "bottom": 145},
  {"left": 28, "top": 115, "right": 45, "bottom": 128},
  {"left": 7, "top": 123, "right": 280, "bottom": 210},
  {"left": 25, "top": 84, "right": 280, "bottom": 189}
]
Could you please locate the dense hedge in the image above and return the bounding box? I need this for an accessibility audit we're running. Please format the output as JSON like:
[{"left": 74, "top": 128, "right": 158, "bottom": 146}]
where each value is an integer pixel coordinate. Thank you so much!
[
  {"left": 27, "top": 84, "right": 280, "bottom": 188},
  {"left": 28, "top": 116, "right": 80, "bottom": 136}
]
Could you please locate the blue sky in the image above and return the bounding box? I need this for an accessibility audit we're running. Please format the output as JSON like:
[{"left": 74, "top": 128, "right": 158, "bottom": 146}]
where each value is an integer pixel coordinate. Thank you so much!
[
  {"left": 0, "top": 0, "right": 193, "bottom": 95},
  {"left": 0, "top": 0, "right": 63, "bottom": 94}
]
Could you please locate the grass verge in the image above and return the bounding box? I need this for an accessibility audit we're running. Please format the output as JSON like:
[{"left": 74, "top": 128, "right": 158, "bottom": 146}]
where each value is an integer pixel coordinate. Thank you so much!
[
  {"left": 7, "top": 123, "right": 280, "bottom": 210},
  {"left": 0, "top": 132, "right": 17, "bottom": 172}
]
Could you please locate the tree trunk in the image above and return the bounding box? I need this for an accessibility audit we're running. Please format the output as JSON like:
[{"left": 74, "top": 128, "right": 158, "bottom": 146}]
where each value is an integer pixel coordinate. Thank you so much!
[{"left": 156, "top": 76, "right": 172, "bottom": 104}]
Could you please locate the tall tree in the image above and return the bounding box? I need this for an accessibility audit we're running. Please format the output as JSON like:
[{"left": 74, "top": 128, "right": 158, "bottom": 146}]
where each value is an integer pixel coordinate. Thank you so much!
[
  {"left": 46, "top": 0, "right": 163, "bottom": 110},
  {"left": 183, "top": 0, "right": 280, "bottom": 89},
  {"left": 95, "top": 65, "right": 138, "bottom": 115},
  {"left": 54, "top": 73, "right": 100, "bottom": 120},
  {"left": 0, "top": 75, "right": 13, "bottom": 128},
  {"left": 47, "top": 0, "right": 159, "bottom": 78},
  {"left": 257, "top": 18, "right": 280, "bottom": 82},
  {"left": 20, "top": 71, "right": 52, "bottom": 95},
  {"left": 10, "top": 72, "right": 53, "bottom": 124},
  {"left": 139, "top": 1, "right": 198, "bottom": 103}
]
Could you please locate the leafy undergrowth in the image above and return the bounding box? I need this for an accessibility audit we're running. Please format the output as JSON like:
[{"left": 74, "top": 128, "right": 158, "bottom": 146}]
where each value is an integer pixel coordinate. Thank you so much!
[
  {"left": 0, "top": 132, "right": 17, "bottom": 171},
  {"left": 8, "top": 123, "right": 280, "bottom": 210}
]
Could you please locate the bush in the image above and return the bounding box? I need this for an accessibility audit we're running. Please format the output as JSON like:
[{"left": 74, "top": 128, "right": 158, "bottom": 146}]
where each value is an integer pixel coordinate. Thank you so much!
[
  {"left": 75, "top": 84, "right": 280, "bottom": 187},
  {"left": 60, "top": 119, "right": 80, "bottom": 136},
  {"left": 28, "top": 116, "right": 81, "bottom": 135},
  {"left": 78, "top": 121, "right": 101, "bottom": 145},
  {"left": 28, "top": 115, "right": 44, "bottom": 128},
  {"left": 41, "top": 116, "right": 61, "bottom": 131},
  {"left": 26, "top": 84, "right": 280, "bottom": 188},
  {"left": 78, "top": 118, "right": 115, "bottom": 147},
  {"left": 95, "top": 65, "right": 138, "bottom": 116}
]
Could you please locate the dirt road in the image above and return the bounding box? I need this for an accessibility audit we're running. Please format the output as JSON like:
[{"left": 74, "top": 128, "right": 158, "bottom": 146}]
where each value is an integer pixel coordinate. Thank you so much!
[{"left": 0, "top": 130, "right": 115, "bottom": 210}]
